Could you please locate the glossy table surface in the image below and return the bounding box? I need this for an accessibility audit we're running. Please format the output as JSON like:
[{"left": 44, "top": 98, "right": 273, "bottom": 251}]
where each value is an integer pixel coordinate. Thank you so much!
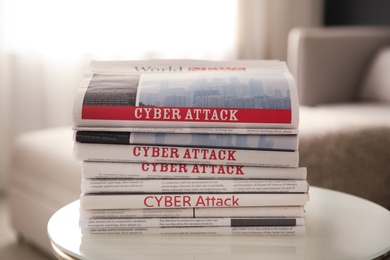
[{"left": 48, "top": 187, "right": 390, "bottom": 260}]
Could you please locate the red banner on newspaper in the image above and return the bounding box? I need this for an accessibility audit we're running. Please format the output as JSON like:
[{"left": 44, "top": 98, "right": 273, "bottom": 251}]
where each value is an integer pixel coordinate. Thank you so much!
[{"left": 82, "top": 106, "right": 291, "bottom": 124}]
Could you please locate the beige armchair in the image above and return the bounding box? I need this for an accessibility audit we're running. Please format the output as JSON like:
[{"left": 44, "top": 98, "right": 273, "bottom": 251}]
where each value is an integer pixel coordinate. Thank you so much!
[{"left": 288, "top": 26, "right": 390, "bottom": 209}]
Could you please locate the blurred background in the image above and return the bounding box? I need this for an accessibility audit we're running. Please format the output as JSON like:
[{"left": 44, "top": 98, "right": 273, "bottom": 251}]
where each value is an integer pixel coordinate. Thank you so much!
[
  {"left": 0, "top": 0, "right": 323, "bottom": 192},
  {"left": 2, "top": 0, "right": 390, "bottom": 192}
]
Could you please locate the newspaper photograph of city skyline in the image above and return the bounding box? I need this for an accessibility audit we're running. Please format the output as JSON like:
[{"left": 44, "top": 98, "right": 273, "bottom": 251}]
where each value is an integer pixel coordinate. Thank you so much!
[{"left": 137, "top": 73, "right": 291, "bottom": 110}]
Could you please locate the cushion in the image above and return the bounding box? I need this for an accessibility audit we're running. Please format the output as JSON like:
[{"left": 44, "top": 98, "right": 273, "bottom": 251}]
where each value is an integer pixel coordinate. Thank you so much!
[
  {"left": 10, "top": 127, "right": 81, "bottom": 205},
  {"left": 299, "top": 104, "right": 390, "bottom": 209},
  {"left": 359, "top": 46, "right": 390, "bottom": 102},
  {"left": 9, "top": 126, "right": 81, "bottom": 254},
  {"left": 299, "top": 103, "right": 390, "bottom": 135}
]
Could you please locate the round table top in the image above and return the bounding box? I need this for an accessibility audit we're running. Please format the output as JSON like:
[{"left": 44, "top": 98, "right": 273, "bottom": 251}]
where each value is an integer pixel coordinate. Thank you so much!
[{"left": 48, "top": 187, "right": 390, "bottom": 260}]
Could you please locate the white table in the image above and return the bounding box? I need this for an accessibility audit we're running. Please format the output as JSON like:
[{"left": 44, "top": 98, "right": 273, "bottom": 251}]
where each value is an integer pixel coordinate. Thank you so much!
[{"left": 48, "top": 187, "right": 390, "bottom": 260}]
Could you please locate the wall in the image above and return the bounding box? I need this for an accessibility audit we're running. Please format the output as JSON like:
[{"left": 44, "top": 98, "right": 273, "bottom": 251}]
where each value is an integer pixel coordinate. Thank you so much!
[{"left": 324, "top": 0, "right": 390, "bottom": 26}]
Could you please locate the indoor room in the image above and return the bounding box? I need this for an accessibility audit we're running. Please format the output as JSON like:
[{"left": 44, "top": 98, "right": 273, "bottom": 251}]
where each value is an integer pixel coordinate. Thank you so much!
[{"left": 0, "top": 0, "right": 389, "bottom": 259}]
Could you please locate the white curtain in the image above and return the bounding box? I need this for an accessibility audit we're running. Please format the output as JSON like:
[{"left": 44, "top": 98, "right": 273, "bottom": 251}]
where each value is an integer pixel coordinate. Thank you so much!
[
  {"left": 236, "top": 0, "right": 323, "bottom": 60},
  {"left": 0, "top": 0, "right": 322, "bottom": 191}
]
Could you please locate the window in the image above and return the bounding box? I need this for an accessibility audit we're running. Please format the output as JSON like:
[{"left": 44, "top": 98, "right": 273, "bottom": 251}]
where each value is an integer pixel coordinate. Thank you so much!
[{"left": 2, "top": 0, "right": 237, "bottom": 60}]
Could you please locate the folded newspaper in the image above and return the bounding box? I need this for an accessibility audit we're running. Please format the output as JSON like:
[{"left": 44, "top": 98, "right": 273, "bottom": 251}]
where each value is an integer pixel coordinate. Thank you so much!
[{"left": 73, "top": 60, "right": 299, "bottom": 133}]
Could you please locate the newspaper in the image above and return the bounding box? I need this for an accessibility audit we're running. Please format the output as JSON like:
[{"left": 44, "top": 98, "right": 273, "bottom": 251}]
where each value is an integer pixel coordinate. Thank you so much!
[
  {"left": 73, "top": 60, "right": 299, "bottom": 133},
  {"left": 81, "top": 161, "right": 307, "bottom": 180},
  {"left": 81, "top": 179, "right": 309, "bottom": 194},
  {"left": 75, "top": 130, "right": 299, "bottom": 151},
  {"left": 79, "top": 206, "right": 305, "bottom": 219},
  {"left": 73, "top": 143, "right": 299, "bottom": 167}
]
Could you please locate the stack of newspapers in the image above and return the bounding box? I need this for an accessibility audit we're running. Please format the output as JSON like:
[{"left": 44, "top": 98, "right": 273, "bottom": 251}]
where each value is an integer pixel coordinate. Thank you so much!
[{"left": 73, "top": 60, "right": 309, "bottom": 235}]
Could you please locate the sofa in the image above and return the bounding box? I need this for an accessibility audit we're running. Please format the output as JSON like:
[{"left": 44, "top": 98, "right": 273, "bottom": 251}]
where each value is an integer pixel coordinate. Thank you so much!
[
  {"left": 8, "top": 127, "right": 81, "bottom": 255},
  {"left": 288, "top": 26, "right": 390, "bottom": 210},
  {"left": 7, "top": 26, "right": 390, "bottom": 256}
]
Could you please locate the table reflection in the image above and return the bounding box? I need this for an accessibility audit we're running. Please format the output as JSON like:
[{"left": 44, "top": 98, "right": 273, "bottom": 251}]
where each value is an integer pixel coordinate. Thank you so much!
[{"left": 79, "top": 233, "right": 306, "bottom": 260}]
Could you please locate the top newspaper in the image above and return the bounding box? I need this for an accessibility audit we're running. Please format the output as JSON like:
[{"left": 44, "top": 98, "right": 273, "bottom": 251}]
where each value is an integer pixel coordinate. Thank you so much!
[{"left": 73, "top": 60, "right": 299, "bottom": 133}]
